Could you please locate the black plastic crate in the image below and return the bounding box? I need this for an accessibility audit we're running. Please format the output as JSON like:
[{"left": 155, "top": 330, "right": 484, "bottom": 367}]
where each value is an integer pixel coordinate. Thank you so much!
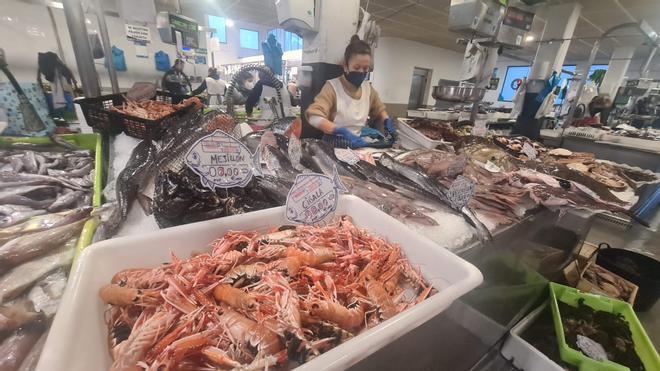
[{"left": 76, "top": 91, "right": 197, "bottom": 140}]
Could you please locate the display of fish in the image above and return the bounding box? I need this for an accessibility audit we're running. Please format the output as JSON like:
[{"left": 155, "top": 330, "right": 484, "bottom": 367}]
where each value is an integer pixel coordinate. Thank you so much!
[
  {"left": 0, "top": 206, "right": 91, "bottom": 245},
  {"left": 28, "top": 269, "right": 67, "bottom": 318},
  {"left": 0, "top": 244, "right": 75, "bottom": 303},
  {"left": 0, "top": 326, "right": 44, "bottom": 371},
  {"left": 16, "top": 331, "right": 47, "bottom": 371},
  {"left": 116, "top": 140, "right": 158, "bottom": 220},
  {"left": 0, "top": 220, "right": 85, "bottom": 268},
  {"left": 0, "top": 298, "right": 42, "bottom": 334},
  {"left": 379, "top": 153, "right": 491, "bottom": 240},
  {"left": 0, "top": 206, "right": 45, "bottom": 229},
  {"left": 340, "top": 176, "right": 438, "bottom": 226}
]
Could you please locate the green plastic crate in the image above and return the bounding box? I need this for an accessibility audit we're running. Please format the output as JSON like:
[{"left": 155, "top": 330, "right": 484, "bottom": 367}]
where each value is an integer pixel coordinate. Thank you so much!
[
  {"left": 549, "top": 282, "right": 660, "bottom": 371},
  {"left": 0, "top": 134, "right": 103, "bottom": 258}
]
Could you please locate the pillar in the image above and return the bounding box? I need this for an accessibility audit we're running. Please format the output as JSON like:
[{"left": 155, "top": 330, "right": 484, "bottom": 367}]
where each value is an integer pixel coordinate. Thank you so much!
[
  {"left": 299, "top": 0, "right": 360, "bottom": 138},
  {"left": 63, "top": 0, "right": 101, "bottom": 97},
  {"left": 529, "top": 2, "right": 582, "bottom": 80},
  {"left": 511, "top": 2, "right": 581, "bottom": 140},
  {"left": 600, "top": 46, "right": 635, "bottom": 98}
]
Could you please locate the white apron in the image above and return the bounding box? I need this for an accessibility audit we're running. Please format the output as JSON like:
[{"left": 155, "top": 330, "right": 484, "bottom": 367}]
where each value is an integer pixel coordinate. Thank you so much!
[{"left": 328, "top": 77, "right": 370, "bottom": 135}]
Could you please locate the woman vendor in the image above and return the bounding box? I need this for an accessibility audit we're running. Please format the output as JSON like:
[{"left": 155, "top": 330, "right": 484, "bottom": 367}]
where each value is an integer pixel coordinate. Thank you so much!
[{"left": 306, "top": 35, "right": 395, "bottom": 148}]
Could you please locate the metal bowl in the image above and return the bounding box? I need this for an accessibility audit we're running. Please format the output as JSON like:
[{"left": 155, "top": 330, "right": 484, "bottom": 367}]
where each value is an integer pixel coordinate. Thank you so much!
[{"left": 432, "top": 85, "right": 486, "bottom": 102}]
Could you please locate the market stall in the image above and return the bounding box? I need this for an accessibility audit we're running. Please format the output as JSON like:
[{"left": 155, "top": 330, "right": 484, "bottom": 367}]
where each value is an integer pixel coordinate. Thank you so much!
[{"left": 1, "top": 0, "right": 659, "bottom": 370}]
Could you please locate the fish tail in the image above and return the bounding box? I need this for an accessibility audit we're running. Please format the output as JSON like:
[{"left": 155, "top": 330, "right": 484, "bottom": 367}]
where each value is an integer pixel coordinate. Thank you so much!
[
  {"left": 332, "top": 166, "right": 348, "bottom": 193},
  {"left": 461, "top": 206, "right": 492, "bottom": 242}
]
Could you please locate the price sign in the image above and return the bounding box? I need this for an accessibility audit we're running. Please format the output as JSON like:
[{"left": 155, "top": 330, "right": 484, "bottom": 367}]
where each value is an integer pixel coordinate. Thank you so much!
[
  {"left": 285, "top": 167, "right": 347, "bottom": 225},
  {"left": 185, "top": 130, "right": 262, "bottom": 189},
  {"left": 125, "top": 24, "right": 151, "bottom": 43},
  {"left": 446, "top": 175, "right": 475, "bottom": 209},
  {"left": 521, "top": 142, "right": 537, "bottom": 160},
  {"left": 576, "top": 335, "right": 608, "bottom": 362}
]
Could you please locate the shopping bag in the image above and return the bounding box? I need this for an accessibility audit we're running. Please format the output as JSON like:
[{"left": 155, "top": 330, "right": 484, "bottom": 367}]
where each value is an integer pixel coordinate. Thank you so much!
[{"left": 155, "top": 51, "right": 171, "bottom": 72}]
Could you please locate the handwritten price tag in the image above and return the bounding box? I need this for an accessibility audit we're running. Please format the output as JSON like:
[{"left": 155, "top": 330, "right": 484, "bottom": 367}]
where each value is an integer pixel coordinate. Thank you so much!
[
  {"left": 285, "top": 167, "right": 347, "bottom": 225},
  {"left": 446, "top": 175, "right": 475, "bottom": 209},
  {"left": 521, "top": 142, "right": 537, "bottom": 160},
  {"left": 185, "top": 130, "right": 262, "bottom": 189}
]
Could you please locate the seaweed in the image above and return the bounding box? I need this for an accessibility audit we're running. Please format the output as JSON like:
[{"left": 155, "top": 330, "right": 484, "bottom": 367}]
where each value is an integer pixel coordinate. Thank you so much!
[{"left": 559, "top": 299, "right": 645, "bottom": 371}]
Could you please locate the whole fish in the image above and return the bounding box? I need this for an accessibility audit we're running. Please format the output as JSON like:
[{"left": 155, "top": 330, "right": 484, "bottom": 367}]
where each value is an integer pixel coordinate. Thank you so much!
[
  {"left": 0, "top": 185, "right": 57, "bottom": 200},
  {"left": 0, "top": 298, "right": 42, "bottom": 334},
  {"left": 9, "top": 157, "right": 24, "bottom": 173},
  {"left": 47, "top": 190, "right": 86, "bottom": 212},
  {"left": 300, "top": 140, "right": 364, "bottom": 180},
  {"left": 240, "top": 131, "right": 290, "bottom": 155},
  {"left": 16, "top": 331, "right": 48, "bottom": 371},
  {"left": 28, "top": 269, "right": 67, "bottom": 317},
  {"left": 379, "top": 153, "right": 492, "bottom": 240},
  {"left": 116, "top": 140, "right": 158, "bottom": 220},
  {"left": 0, "top": 326, "right": 45, "bottom": 370},
  {"left": 0, "top": 206, "right": 46, "bottom": 228},
  {"left": 256, "top": 175, "right": 293, "bottom": 205},
  {"left": 0, "top": 172, "right": 86, "bottom": 191},
  {"left": 0, "top": 195, "right": 55, "bottom": 210},
  {"left": 263, "top": 145, "right": 298, "bottom": 181},
  {"left": 0, "top": 219, "right": 85, "bottom": 268},
  {"left": 47, "top": 162, "right": 93, "bottom": 178},
  {"left": 0, "top": 206, "right": 92, "bottom": 244},
  {"left": 0, "top": 244, "right": 75, "bottom": 303}
]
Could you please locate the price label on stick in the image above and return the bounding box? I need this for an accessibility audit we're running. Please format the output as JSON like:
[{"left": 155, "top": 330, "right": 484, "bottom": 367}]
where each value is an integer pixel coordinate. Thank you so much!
[
  {"left": 576, "top": 335, "right": 608, "bottom": 362},
  {"left": 185, "top": 130, "right": 262, "bottom": 189},
  {"left": 446, "top": 175, "right": 475, "bottom": 209},
  {"left": 521, "top": 142, "right": 537, "bottom": 160},
  {"left": 285, "top": 167, "right": 348, "bottom": 225}
]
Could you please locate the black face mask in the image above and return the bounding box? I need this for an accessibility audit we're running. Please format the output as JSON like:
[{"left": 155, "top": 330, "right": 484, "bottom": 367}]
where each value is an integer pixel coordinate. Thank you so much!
[{"left": 344, "top": 71, "right": 367, "bottom": 88}]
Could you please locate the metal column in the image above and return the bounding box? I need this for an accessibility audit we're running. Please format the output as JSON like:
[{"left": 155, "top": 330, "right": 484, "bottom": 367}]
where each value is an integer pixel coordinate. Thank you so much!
[
  {"left": 93, "top": 0, "right": 120, "bottom": 94},
  {"left": 63, "top": 0, "right": 100, "bottom": 97}
]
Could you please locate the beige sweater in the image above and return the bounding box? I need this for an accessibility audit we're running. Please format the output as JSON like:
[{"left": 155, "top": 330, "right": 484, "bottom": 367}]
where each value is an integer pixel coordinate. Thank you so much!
[{"left": 306, "top": 75, "right": 387, "bottom": 122}]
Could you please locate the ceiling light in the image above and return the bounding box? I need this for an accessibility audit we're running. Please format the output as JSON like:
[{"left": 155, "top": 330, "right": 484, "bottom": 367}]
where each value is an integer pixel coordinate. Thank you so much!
[
  {"left": 226, "top": 19, "right": 234, "bottom": 27},
  {"left": 525, "top": 35, "right": 535, "bottom": 42},
  {"left": 48, "top": 1, "right": 64, "bottom": 9}
]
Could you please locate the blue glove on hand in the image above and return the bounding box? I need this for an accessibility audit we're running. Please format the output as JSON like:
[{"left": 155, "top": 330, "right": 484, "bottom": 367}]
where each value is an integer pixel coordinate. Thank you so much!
[
  {"left": 332, "top": 127, "right": 367, "bottom": 149},
  {"left": 383, "top": 118, "right": 396, "bottom": 136}
]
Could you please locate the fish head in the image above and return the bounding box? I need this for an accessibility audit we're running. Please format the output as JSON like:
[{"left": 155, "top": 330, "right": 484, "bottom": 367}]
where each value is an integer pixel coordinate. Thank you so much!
[{"left": 185, "top": 149, "right": 202, "bottom": 168}]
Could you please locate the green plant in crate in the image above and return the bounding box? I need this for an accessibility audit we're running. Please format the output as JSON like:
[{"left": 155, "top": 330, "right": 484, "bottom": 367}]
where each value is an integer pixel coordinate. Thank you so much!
[
  {"left": 549, "top": 282, "right": 659, "bottom": 371},
  {"left": 0, "top": 134, "right": 103, "bottom": 259}
]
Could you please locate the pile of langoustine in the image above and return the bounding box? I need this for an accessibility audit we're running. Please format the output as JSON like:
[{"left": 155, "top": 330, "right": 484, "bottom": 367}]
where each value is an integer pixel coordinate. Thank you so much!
[{"left": 100, "top": 216, "right": 433, "bottom": 370}]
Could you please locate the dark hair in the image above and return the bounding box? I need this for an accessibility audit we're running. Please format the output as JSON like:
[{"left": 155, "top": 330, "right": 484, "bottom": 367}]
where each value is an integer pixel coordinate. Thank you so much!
[
  {"left": 344, "top": 35, "right": 371, "bottom": 65},
  {"left": 173, "top": 58, "right": 184, "bottom": 67}
]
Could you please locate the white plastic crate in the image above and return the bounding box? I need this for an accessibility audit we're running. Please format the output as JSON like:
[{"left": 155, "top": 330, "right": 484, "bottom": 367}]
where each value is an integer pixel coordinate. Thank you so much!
[
  {"left": 426, "top": 110, "right": 458, "bottom": 121},
  {"left": 397, "top": 118, "right": 446, "bottom": 149},
  {"left": 500, "top": 302, "right": 565, "bottom": 371},
  {"left": 38, "top": 196, "right": 482, "bottom": 371}
]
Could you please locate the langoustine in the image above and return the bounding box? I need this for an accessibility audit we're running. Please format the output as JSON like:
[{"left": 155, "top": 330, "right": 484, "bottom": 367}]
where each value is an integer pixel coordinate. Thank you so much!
[{"left": 100, "top": 217, "right": 434, "bottom": 369}]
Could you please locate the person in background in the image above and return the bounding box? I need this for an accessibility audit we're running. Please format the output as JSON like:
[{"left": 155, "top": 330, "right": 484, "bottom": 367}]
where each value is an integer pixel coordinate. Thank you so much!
[
  {"left": 245, "top": 70, "right": 279, "bottom": 117},
  {"left": 287, "top": 79, "right": 299, "bottom": 106},
  {"left": 161, "top": 59, "right": 191, "bottom": 102},
  {"left": 192, "top": 67, "right": 226, "bottom": 105},
  {"left": 306, "top": 35, "right": 394, "bottom": 148}
]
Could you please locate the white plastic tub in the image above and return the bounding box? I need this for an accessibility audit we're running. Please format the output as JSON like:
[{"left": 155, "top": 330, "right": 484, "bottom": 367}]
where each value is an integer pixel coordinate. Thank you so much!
[
  {"left": 406, "top": 109, "right": 427, "bottom": 118},
  {"left": 500, "top": 302, "right": 565, "bottom": 371},
  {"left": 398, "top": 118, "right": 446, "bottom": 149},
  {"left": 38, "top": 195, "right": 482, "bottom": 371},
  {"left": 426, "top": 110, "right": 458, "bottom": 121}
]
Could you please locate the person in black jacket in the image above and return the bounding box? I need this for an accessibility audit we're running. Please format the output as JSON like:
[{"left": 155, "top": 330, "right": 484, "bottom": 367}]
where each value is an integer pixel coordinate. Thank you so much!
[
  {"left": 245, "top": 70, "right": 280, "bottom": 117},
  {"left": 161, "top": 59, "right": 191, "bottom": 102}
]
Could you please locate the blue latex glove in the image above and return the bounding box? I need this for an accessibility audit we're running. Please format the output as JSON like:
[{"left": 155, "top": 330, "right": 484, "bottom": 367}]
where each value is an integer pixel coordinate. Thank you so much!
[
  {"left": 360, "top": 127, "right": 385, "bottom": 139},
  {"left": 333, "top": 127, "right": 367, "bottom": 149},
  {"left": 383, "top": 117, "right": 396, "bottom": 136}
]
